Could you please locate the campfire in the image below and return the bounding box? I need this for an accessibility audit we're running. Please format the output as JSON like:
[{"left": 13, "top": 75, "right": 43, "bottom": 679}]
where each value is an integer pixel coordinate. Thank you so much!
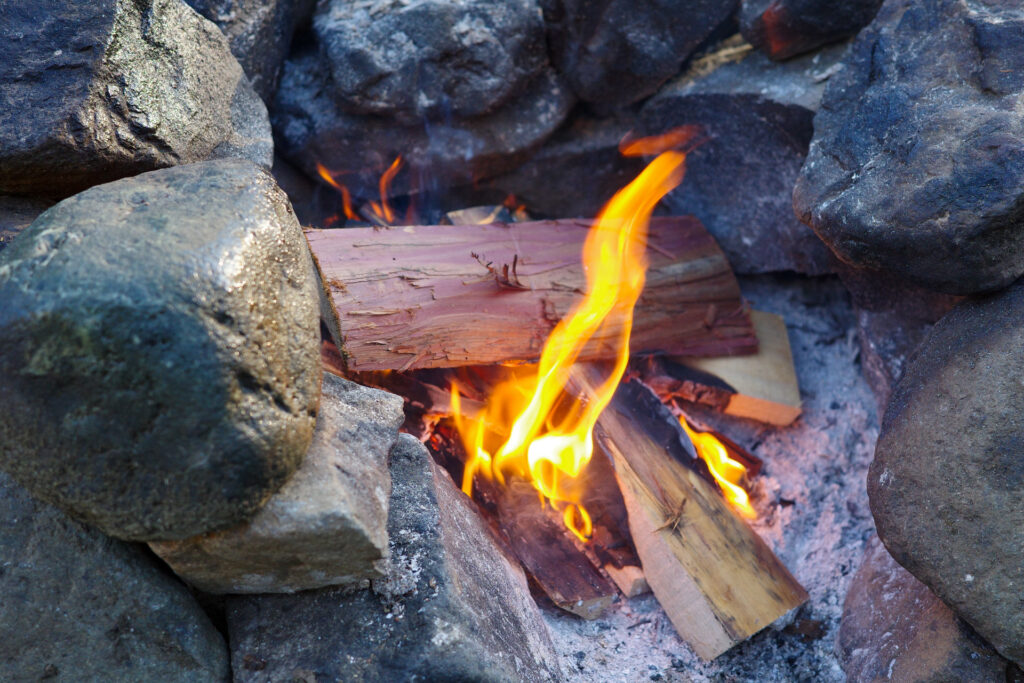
[
  {"left": 311, "top": 130, "right": 808, "bottom": 660},
  {"left": 4, "top": 0, "right": 1022, "bottom": 680}
]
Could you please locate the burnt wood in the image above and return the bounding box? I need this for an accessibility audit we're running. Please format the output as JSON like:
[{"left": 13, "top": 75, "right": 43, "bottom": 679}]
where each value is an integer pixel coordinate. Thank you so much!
[{"left": 305, "top": 217, "right": 757, "bottom": 372}]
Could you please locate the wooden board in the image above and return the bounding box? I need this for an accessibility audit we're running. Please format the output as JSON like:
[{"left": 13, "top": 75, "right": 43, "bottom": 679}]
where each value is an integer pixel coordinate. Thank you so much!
[
  {"left": 573, "top": 364, "right": 808, "bottom": 660},
  {"left": 305, "top": 217, "right": 757, "bottom": 372}
]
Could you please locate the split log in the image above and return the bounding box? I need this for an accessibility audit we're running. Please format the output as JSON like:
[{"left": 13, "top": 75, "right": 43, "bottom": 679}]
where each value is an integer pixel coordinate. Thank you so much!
[
  {"left": 305, "top": 217, "right": 757, "bottom": 372},
  {"left": 492, "top": 480, "right": 618, "bottom": 620},
  {"left": 572, "top": 363, "right": 808, "bottom": 660},
  {"left": 639, "top": 310, "right": 802, "bottom": 426}
]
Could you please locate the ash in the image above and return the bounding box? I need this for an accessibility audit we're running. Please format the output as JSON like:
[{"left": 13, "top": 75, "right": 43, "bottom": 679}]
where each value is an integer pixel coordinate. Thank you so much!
[{"left": 543, "top": 274, "right": 878, "bottom": 682}]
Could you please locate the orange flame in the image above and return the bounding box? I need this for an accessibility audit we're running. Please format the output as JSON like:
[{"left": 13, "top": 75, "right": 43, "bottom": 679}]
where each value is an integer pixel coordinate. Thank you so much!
[
  {"left": 679, "top": 418, "right": 756, "bottom": 519},
  {"left": 316, "top": 157, "right": 404, "bottom": 224},
  {"left": 367, "top": 156, "right": 403, "bottom": 224},
  {"left": 315, "top": 162, "right": 359, "bottom": 221},
  {"left": 452, "top": 146, "right": 688, "bottom": 541}
]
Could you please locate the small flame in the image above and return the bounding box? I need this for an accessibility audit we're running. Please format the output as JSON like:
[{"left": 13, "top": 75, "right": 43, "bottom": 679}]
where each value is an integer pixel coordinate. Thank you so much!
[
  {"left": 453, "top": 135, "right": 694, "bottom": 541},
  {"left": 368, "top": 156, "right": 403, "bottom": 224},
  {"left": 315, "top": 162, "right": 359, "bottom": 221},
  {"left": 679, "top": 418, "right": 756, "bottom": 519},
  {"left": 316, "top": 157, "right": 404, "bottom": 225}
]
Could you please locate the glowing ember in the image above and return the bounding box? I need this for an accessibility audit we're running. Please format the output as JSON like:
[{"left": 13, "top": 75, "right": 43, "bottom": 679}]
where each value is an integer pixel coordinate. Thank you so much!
[
  {"left": 679, "top": 418, "right": 756, "bottom": 519},
  {"left": 452, "top": 138, "right": 691, "bottom": 542}
]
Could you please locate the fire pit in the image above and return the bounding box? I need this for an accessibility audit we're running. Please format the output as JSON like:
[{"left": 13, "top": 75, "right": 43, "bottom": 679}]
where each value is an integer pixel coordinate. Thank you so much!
[{"left": 1, "top": 0, "right": 1022, "bottom": 681}]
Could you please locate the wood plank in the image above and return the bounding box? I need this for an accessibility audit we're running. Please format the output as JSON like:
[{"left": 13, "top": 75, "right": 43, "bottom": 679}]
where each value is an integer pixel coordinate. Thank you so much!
[
  {"left": 305, "top": 217, "right": 757, "bottom": 372},
  {"left": 572, "top": 364, "right": 808, "bottom": 660},
  {"left": 641, "top": 311, "right": 802, "bottom": 426}
]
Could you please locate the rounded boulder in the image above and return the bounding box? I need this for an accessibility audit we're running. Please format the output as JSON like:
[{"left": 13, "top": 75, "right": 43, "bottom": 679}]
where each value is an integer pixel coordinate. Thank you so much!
[{"left": 0, "top": 160, "right": 321, "bottom": 541}]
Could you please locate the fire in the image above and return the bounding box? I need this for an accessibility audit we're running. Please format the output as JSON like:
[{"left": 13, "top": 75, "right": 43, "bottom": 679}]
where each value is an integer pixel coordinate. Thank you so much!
[
  {"left": 679, "top": 418, "right": 756, "bottom": 519},
  {"left": 316, "top": 156, "right": 404, "bottom": 224},
  {"left": 452, "top": 140, "right": 691, "bottom": 542}
]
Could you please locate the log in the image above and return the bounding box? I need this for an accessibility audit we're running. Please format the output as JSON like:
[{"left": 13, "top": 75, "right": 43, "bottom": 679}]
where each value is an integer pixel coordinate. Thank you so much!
[
  {"left": 571, "top": 363, "right": 808, "bottom": 660},
  {"left": 305, "top": 217, "right": 757, "bottom": 372},
  {"left": 639, "top": 310, "right": 802, "bottom": 426},
  {"left": 492, "top": 480, "right": 617, "bottom": 620}
]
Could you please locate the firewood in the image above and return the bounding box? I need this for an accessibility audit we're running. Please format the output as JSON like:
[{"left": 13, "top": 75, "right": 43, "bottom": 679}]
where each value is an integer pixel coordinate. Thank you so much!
[
  {"left": 305, "top": 217, "right": 757, "bottom": 372},
  {"left": 571, "top": 363, "right": 808, "bottom": 660},
  {"left": 640, "top": 311, "right": 802, "bottom": 426},
  {"left": 493, "top": 480, "right": 617, "bottom": 620}
]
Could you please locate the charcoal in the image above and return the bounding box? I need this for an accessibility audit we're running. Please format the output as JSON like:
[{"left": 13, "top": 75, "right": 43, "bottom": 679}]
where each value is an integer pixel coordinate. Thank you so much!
[
  {"left": 151, "top": 374, "right": 404, "bottom": 594},
  {"left": 0, "top": 473, "right": 229, "bottom": 681},
  {"left": 740, "top": 0, "right": 883, "bottom": 60},
  {"left": 793, "top": 0, "right": 1024, "bottom": 294},
  {"left": 0, "top": 160, "right": 321, "bottom": 542},
  {"left": 0, "top": 0, "right": 272, "bottom": 199},
  {"left": 226, "top": 434, "right": 562, "bottom": 682},
  {"left": 185, "top": 0, "right": 316, "bottom": 101},
  {"left": 837, "top": 536, "right": 1007, "bottom": 682},
  {"left": 869, "top": 278, "right": 1024, "bottom": 665},
  {"left": 639, "top": 41, "right": 848, "bottom": 275}
]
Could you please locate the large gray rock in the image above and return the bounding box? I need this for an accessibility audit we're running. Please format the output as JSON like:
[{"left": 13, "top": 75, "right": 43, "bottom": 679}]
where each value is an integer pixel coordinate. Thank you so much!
[
  {"left": 0, "top": 473, "right": 229, "bottom": 681},
  {"left": 315, "top": 0, "right": 547, "bottom": 125},
  {"left": 185, "top": 0, "right": 316, "bottom": 101},
  {"left": 483, "top": 112, "right": 645, "bottom": 218},
  {"left": 0, "top": 160, "right": 321, "bottom": 541},
  {"left": 837, "top": 536, "right": 1007, "bottom": 682},
  {"left": 0, "top": 0, "right": 273, "bottom": 199},
  {"left": 740, "top": 0, "right": 883, "bottom": 60},
  {"left": 869, "top": 279, "right": 1024, "bottom": 665},
  {"left": 0, "top": 196, "right": 53, "bottom": 252},
  {"left": 273, "top": 39, "right": 574, "bottom": 201},
  {"left": 793, "top": 0, "right": 1024, "bottom": 294},
  {"left": 541, "top": 0, "right": 738, "bottom": 105},
  {"left": 151, "top": 374, "right": 404, "bottom": 593},
  {"left": 639, "top": 41, "right": 846, "bottom": 275},
  {"left": 227, "top": 434, "right": 562, "bottom": 682}
]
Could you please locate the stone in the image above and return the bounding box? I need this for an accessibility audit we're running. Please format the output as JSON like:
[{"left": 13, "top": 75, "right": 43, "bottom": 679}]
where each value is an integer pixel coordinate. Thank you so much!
[
  {"left": 0, "top": 160, "right": 321, "bottom": 541},
  {"left": 638, "top": 40, "right": 847, "bottom": 275},
  {"left": 839, "top": 261, "right": 961, "bottom": 412},
  {"left": 740, "top": 0, "right": 883, "bottom": 60},
  {"left": 226, "top": 434, "right": 562, "bottom": 682},
  {"left": 868, "top": 278, "right": 1024, "bottom": 665},
  {"left": 793, "top": 0, "right": 1024, "bottom": 294},
  {"left": 0, "top": 472, "right": 229, "bottom": 681},
  {"left": 483, "top": 112, "right": 646, "bottom": 218},
  {"left": 0, "top": 196, "right": 53, "bottom": 252},
  {"left": 541, "top": 0, "right": 738, "bottom": 105},
  {"left": 273, "top": 38, "right": 574, "bottom": 201},
  {"left": 837, "top": 536, "right": 1007, "bottom": 682},
  {"left": 150, "top": 374, "right": 404, "bottom": 594},
  {"left": 0, "top": 0, "right": 273, "bottom": 199},
  {"left": 314, "top": 0, "right": 548, "bottom": 125},
  {"left": 185, "top": 0, "right": 316, "bottom": 101}
]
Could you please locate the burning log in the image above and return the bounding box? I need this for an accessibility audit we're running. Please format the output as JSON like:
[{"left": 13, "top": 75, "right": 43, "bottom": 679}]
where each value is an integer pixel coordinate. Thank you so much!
[
  {"left": 571, "top": 363, "right": 808, "bottom": 660},
  {"left": 305, "top": 217, "right": 757, "bottom": 372},
  {"left": 493, "top": 480, "right": 618, "bottom": 620},
  {"left": 638, "top": 310, "right": 802, "bottom": 426}
]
